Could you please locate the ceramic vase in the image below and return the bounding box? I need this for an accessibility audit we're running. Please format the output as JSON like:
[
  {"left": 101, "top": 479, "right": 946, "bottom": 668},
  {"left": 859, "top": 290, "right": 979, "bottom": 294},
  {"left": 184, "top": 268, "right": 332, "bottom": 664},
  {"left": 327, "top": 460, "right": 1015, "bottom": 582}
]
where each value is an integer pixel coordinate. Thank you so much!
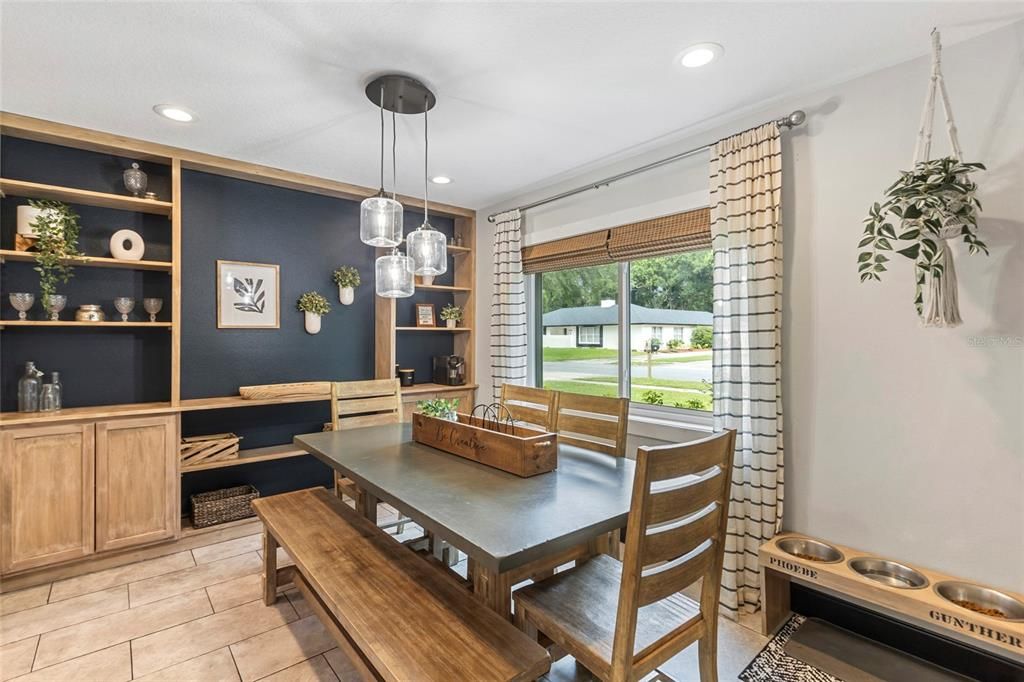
[
  {"left": 420, "top": 275, "right": 434, "bottom": 286},
  {"left": 446, "top": 319, "right": 456, "bottom": 329},
  {"left": 338, "top": 286, "right": 354, "bottom": 305},
  {"left": 304, "top": 311, "right": 321, "bottom": 334}
]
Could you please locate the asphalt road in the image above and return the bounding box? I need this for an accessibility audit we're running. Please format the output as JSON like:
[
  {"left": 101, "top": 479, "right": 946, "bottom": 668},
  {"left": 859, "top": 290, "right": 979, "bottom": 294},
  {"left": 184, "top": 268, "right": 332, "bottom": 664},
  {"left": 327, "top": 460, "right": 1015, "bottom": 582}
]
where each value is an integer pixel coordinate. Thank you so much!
[{"left": 543, "top": 358, "right": 712, "bottom": 382}]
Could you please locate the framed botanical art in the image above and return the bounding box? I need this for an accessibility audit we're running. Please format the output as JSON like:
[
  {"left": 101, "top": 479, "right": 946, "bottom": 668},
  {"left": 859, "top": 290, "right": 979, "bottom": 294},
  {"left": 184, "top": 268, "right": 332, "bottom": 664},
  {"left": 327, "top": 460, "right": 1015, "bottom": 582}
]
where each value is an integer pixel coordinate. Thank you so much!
[
  {"left": 415, "top": 303, "right": 436, "bottom": 327},
  {"left": 217, "top": 260, "right": 280, "bottom": 329}
]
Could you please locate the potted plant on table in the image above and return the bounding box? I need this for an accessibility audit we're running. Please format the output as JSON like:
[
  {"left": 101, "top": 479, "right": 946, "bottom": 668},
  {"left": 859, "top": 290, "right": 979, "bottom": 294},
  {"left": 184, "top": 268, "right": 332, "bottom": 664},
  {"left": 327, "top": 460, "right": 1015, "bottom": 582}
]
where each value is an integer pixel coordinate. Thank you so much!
[
  {"left": 440, "top": 303, "right": 463, "bottom": 329},
  {"left": 332, "top": 266, "right": 360, "bottom": 305},
  {"left": 417, "top": 398, "right": 460, "bottom": 421},
  {"left": 29, "top": 200, "right": 83, "bottom": 312},
  {"left": 296, "top": 291, "right": 331, "bottom": 334}
]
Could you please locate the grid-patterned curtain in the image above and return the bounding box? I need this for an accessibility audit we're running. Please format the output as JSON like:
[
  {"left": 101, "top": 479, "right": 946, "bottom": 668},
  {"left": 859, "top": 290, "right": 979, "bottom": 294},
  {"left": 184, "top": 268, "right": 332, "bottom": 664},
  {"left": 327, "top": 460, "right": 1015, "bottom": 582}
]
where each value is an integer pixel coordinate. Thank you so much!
[
  {"left": 710, "top": 122, "right": 785, "bottom": 619},
  {"left": 490, "top": 210, "right": 528, "bottom": 401}
]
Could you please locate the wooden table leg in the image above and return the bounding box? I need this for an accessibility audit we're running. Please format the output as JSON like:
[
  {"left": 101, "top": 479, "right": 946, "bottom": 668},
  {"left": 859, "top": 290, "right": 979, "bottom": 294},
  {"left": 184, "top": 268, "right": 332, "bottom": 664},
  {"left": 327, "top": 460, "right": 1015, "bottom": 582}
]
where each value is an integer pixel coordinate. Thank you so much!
[
  {"left": 358, "top": 489, "right": 379, "bottom": 524},
  {"left": 262, "top": 530, "right": 278, "bottom": 606},
  {"left": 473, "top": 563, "right": 513, "bottom": 620}
]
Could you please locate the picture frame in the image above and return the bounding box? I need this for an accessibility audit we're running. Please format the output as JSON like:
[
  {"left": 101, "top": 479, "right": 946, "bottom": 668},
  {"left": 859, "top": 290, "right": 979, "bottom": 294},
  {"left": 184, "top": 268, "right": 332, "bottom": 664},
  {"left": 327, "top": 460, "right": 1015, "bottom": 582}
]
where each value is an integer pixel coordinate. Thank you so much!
[
  {"left": 415, "top": 303, "right": 436, "bottom": 327},
  {"left": 217, "top": 260, "right": 280, "bottom": 329}
]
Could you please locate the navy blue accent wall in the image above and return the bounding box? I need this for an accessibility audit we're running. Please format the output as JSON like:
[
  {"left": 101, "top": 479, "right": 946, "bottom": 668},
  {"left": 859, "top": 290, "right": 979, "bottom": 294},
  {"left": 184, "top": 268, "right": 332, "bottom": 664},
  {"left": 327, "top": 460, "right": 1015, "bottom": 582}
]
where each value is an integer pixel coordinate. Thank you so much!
[{"left": 2, "top": 136, "right": 457, "bottom": 509}]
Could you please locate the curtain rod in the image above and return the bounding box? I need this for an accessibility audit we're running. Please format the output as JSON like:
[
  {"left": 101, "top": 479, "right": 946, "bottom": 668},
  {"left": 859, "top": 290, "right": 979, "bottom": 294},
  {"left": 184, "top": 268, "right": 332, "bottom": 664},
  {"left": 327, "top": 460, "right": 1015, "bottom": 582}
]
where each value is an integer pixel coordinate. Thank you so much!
[{"left": 487, "top": 109, "right": 806, "bottom": 223}]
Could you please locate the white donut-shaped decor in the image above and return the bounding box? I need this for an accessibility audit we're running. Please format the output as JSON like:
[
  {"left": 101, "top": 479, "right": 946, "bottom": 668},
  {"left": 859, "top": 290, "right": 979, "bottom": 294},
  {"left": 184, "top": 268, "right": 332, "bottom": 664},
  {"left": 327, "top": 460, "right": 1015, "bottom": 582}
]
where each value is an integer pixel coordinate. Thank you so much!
[{"left": 109, "top": 229, "right": 145, "bottom": 261}]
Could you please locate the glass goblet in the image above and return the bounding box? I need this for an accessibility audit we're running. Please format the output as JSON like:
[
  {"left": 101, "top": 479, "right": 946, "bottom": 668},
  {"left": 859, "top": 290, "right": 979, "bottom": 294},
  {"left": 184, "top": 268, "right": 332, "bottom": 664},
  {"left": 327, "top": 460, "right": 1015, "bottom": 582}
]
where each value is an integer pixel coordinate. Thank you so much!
[
  {"left": 46, "top": 295, "right": 67, "bottom": 321},
  {"left": 113, "top": 297, "right": 135, "bottom": 322},
  {"left": 9, "top": 293, "right": 34, "bottom": 320},
  {"left": 143, "top": 298, "right": 163, "bottom": 323}
]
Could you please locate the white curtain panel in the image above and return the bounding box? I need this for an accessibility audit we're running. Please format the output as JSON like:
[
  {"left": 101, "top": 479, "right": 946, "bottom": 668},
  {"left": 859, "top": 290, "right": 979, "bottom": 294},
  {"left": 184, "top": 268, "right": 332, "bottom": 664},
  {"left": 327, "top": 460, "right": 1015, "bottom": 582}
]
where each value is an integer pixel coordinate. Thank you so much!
[
  {"left": 490, "top": 209, "right": 528, "bottom": 401},
  {"left": 710, "top": 122, "right": 785, "bottom": 618}
]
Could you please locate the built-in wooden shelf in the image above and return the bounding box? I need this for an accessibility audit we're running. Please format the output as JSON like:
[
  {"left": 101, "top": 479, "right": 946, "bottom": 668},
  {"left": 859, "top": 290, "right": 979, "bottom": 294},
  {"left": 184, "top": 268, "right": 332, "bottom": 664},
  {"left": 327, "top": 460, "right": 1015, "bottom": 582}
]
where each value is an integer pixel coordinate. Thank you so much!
[
  {"left": 177, "top": 394, "right": 329, "bottom": 411},
  {"left": 400, "top": 383, "right": 478, "bottom": 396},
  {"left": 0, "top": 178, "right": 174, "bottom": 216},
  {"left": 447, "top": 245, "right": 471, "bottom": 255},
  {"left": 396, "top": 326, "right": 472, "bottom": 333},
  {"left": 0, "top": 249, "right": 172, "bottom": 272},
  {"left": 0, "top": 401, "right": 176, "bottom": 427},
  {"left": 416, "top": 284, "right": 471, "bottom": 292},
  {"left": 180, "top": 444, "right": 309, "bottom": 473},
  {"left": 0, "top": 320, "right": 172, "bottom": 329}
]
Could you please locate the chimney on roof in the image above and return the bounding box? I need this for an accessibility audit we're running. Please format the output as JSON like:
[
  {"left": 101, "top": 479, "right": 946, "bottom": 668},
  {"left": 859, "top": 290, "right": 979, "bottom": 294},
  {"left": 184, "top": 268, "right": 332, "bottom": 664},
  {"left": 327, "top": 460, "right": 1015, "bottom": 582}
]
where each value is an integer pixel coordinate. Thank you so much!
[{"left": 600, "top": 299, "right": 615, "bottom": 308}]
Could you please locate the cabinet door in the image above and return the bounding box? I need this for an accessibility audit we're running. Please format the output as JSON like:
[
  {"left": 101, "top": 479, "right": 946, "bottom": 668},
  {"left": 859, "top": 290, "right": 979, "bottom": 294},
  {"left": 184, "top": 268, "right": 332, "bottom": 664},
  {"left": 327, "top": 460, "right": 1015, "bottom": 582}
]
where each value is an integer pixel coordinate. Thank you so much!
[
  {"left": 95, "top": 415, "right": 178, "bottom": 552},
  {"left": 1, "top": 423, "right": 95, "bottom": 573}
]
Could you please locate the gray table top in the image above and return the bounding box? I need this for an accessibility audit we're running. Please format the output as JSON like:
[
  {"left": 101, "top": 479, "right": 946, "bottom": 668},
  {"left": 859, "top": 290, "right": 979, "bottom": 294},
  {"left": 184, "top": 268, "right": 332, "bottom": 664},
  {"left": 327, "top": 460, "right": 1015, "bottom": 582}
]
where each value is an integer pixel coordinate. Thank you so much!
[{"left": 296, "top": 423, "right": 635, "bottom": 572}]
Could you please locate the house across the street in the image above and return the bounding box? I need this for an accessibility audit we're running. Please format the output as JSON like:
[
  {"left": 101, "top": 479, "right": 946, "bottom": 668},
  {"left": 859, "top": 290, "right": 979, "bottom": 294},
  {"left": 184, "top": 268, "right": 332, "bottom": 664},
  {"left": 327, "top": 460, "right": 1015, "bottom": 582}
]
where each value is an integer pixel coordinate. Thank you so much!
[{"left": 542, "top": 301, "right": 712, "bottom": 350}]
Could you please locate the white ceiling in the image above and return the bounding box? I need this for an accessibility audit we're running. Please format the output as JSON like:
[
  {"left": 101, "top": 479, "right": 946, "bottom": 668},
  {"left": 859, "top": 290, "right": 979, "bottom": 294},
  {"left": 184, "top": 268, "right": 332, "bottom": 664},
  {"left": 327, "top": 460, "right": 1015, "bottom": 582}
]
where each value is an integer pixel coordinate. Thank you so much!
[{"left": 1, "top": 2, "right": 1020, "bottom": 209}]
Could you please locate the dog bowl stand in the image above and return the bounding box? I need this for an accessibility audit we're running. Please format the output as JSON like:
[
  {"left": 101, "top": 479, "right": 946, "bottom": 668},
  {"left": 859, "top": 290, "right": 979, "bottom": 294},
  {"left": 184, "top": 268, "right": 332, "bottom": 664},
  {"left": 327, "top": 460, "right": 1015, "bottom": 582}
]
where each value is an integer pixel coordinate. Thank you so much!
[{"left": 758, "top": 533, "right": 1024, "bottom": 663}]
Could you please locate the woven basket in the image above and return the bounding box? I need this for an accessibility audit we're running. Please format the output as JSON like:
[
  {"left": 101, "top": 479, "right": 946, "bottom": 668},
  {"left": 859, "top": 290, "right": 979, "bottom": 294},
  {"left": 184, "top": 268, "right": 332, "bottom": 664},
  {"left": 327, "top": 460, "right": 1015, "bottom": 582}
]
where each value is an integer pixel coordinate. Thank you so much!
[{"left": 190, "top": 485, "right": 259, "bottom": 529}]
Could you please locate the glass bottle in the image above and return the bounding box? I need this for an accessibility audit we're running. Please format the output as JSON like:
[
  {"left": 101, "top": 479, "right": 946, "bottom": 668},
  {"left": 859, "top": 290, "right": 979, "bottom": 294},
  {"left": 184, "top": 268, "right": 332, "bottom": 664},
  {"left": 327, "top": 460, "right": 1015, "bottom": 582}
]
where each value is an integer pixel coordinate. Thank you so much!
[
  {"left": 17, "top": 361, "right": 41, "bottom": 412},
  {"left": 40, "top": 384, "right": 58, "bottom": 412},
  {"left": 50, "top": 371, "right": 63, "bottom": 410}
]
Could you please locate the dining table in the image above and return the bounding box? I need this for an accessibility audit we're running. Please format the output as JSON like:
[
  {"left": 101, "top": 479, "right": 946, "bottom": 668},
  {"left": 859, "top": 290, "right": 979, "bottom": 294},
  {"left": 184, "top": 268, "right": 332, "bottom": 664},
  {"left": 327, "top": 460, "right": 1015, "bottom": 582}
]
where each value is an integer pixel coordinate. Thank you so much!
[{"left": 295, "top": 422, "right": 635, "bottom": 619}]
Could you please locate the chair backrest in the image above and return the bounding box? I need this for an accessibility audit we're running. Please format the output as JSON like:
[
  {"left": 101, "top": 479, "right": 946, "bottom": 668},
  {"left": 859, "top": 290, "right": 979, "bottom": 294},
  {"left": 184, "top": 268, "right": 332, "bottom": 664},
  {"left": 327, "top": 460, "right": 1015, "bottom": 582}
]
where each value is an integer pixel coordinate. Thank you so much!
[
  {"left": 330, "top": 379, "right": 403, "bottom": 431},
  {"left": 610, "top": 430, "right": 736, "bottom": 678},
  {"left": 499, "top": 384, "right": 559, "bottom": 432},
  {"left": 554, "top": 393, "right": 630, "bottom": 457}
]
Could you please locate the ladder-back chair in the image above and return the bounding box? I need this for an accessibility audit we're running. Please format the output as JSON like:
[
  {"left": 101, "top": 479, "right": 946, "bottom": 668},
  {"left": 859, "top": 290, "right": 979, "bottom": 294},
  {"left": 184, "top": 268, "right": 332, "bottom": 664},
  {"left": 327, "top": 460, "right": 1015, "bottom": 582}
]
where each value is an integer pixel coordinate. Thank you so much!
[
  {"left": 555, "top": 393, "right": 630, "bottom": 457},
  {"left": 499, "top": 384, "right": 560, "bottom": 432}
]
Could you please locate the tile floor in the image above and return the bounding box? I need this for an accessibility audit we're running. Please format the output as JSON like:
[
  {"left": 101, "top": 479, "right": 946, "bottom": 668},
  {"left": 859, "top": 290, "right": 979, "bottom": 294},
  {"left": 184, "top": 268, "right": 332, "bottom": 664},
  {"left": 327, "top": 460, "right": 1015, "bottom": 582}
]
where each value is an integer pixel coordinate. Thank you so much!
[{"left": 0, "top": 503, "right": 767, "bottom": 681}]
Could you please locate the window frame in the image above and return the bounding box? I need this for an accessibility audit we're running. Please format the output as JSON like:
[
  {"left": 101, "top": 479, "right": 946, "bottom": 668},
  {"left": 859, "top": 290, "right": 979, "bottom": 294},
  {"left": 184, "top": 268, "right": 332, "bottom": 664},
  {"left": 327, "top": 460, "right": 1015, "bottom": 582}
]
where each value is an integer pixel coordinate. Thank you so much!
[
  {"left": 534, "top": 259, "right": 712, "bottom": 423},
  {"left": 575, "top": 325, "right": 603, "bottom": 347}
]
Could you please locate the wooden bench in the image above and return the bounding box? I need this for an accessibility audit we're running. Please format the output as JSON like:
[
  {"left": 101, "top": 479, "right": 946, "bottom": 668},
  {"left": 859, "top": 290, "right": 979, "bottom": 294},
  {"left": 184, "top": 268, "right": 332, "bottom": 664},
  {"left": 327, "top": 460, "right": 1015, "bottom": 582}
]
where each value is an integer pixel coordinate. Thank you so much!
[{"left": 251, "top": 488, "right": 550, "bottom": 682}]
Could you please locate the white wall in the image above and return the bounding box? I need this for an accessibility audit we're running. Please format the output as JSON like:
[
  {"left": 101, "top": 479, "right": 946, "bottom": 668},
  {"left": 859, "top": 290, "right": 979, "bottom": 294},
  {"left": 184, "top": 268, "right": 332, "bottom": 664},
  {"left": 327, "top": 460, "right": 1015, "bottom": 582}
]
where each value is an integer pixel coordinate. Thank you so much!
[{"left": 477, "top": 22, "right": 1024, "bottom": 591}]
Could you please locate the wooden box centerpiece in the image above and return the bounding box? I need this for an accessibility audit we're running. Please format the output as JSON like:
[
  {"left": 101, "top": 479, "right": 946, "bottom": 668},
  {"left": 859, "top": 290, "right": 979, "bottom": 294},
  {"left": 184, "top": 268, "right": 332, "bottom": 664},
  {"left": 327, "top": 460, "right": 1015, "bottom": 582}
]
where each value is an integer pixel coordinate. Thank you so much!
[{"left": 411, "top": 412, "right": 557, "bottom": 477}]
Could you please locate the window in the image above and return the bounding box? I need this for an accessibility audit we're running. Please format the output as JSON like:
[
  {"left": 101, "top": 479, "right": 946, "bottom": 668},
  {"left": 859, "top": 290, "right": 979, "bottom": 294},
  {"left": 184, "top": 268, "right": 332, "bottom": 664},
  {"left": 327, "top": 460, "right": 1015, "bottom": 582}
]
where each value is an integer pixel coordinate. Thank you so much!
[
  {"left": 577, "top": 326, "right": 602, "bottom": 347},
  {"left": 537, "top": 249, "right": 713, "bottom": 412}
]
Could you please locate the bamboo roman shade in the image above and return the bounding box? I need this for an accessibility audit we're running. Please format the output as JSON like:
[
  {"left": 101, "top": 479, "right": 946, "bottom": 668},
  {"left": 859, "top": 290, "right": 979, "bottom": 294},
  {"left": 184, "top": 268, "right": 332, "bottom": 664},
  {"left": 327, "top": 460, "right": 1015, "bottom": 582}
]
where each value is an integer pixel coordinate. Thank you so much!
[
  {"left": 521, "top": 230, "right": 613, "bottom": 274},
  {"left": 520, "top": 207, "right": 710, "bottom": 274}
]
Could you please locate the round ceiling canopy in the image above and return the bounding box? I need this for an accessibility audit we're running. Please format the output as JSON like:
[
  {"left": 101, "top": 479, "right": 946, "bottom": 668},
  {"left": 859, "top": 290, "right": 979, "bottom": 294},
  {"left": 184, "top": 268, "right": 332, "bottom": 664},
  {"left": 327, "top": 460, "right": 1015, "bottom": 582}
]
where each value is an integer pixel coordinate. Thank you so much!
[{"left": 364, "top": 74, "right": 436, "bottom": 114}]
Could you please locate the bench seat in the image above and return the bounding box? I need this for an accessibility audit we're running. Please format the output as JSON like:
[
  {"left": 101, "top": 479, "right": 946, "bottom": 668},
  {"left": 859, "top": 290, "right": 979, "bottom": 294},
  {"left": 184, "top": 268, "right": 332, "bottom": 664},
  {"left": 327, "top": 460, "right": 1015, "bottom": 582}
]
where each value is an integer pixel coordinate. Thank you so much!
[{"left": 251, "top": 487, "right": 550, "bottom": 682}]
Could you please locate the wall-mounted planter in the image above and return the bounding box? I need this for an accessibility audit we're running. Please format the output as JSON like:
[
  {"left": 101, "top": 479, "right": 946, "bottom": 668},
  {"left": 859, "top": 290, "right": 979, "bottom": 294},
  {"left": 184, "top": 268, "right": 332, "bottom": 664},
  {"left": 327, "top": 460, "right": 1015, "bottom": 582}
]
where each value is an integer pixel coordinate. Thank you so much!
[
  {"left": 338, "top": 285, "right": 354, "bottom": 306},
  {"left": 304, "top": 312, "right": 321, "bottom": 335},
  {"left": 446, "top": 319, "right": 456, "bottom": 329}
]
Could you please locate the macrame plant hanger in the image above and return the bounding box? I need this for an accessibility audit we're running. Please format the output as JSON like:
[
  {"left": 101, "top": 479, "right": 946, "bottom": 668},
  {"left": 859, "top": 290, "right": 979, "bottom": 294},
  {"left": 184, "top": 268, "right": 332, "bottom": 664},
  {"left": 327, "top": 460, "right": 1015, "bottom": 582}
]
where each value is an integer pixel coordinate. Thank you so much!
[{"left": 914, "top": 29, "right": 965, "bottom": 327}]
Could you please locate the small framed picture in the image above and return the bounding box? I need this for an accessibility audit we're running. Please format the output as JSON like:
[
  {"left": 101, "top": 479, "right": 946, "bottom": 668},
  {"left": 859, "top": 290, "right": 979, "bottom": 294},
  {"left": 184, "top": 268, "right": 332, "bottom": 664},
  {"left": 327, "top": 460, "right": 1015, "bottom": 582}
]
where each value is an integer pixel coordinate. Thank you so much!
[
  {"left": 415, "top": 303, "right": 436, "bottom": 327},
  {"left": 217, "top": 260, "right": 280, "bottom": 329}
]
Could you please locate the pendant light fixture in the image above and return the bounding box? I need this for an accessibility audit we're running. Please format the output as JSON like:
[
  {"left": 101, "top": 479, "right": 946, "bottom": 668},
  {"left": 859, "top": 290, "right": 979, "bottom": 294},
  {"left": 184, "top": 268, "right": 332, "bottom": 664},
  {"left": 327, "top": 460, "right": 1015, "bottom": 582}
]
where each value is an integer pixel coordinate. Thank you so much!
[
  {"left": 374, "top": 106, "right": 415, "bottom": 297},
  {"left": 405, "top": 94, "right": 447, "bottom": 277},
  {"left": 359, "top": 85, "right": 403, "bottom": 247}
]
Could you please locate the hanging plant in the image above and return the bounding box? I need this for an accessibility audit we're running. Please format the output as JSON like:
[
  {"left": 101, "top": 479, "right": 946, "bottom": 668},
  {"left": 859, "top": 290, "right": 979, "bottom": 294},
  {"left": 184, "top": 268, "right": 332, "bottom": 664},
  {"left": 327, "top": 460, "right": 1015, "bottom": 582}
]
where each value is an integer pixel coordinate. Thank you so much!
[
  {"left": 30, "top": 199, "right": 84, "bottom": 310},
  {"left": 858, "top": 31, "right": 988, "bottom": 327},
  {"left": 297, "top": 291, "right": 331, "bottom": 334},
  {"left": 859, "top": 157, "right": 987, "bottom": 315},
  {"left": 332, "top": 266, "right": 360, "bottom": 305}
]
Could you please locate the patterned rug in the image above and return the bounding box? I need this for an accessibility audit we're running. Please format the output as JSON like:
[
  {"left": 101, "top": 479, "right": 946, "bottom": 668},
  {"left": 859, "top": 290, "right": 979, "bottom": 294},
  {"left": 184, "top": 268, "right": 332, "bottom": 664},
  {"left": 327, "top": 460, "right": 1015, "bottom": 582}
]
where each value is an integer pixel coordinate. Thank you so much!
[{"left": 739, "top": 614, "right": 842, "bottom": 682}]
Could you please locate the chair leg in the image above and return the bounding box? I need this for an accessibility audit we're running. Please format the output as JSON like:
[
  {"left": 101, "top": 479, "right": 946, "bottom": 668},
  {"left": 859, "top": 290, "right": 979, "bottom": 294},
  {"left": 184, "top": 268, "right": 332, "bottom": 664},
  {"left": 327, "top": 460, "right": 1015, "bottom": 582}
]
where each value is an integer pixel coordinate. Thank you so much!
[{"left": 698, "top": 632, "right": 718, "bottom": 682}]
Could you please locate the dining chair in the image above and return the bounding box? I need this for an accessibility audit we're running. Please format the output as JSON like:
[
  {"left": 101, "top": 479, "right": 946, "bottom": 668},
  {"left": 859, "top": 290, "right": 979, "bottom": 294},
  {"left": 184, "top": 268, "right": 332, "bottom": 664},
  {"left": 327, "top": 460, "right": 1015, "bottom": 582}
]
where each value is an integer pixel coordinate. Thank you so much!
[
  {"left": 513, "top": 429, "right": 737, "bottom": 682},
  {"left": 500, "top": 384, "right": 560, "bottom": 432},
  {"left": 330, "top": 378, "right": 408, "bottom": 534},
  {"left": 554, "top": 393, "right": 630, "bottom": 457}
]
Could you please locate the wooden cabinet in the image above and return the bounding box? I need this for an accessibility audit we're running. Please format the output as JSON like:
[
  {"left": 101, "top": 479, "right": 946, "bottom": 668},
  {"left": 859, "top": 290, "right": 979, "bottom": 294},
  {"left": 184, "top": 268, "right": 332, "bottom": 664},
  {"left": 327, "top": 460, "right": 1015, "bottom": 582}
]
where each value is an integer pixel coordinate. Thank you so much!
[
  {"left": 95, "top": 415, "right": 179, "bottom": 552},
  {"left": 0, "top": 423, "right": 95, "bottom": 573}
]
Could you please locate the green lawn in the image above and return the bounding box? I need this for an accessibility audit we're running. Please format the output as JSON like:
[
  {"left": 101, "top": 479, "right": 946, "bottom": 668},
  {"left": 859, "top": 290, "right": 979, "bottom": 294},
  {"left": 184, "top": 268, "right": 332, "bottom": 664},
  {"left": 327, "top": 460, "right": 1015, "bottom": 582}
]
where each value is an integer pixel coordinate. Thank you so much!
[
  {"left": 577, "top": 375, "right": 709, "bottom": 392},
  {"left": 542, "top": 347, "right": 618, "bottom": 361},
  {"left": 542, "top": 380, "right": 711, "bottom": 411}
]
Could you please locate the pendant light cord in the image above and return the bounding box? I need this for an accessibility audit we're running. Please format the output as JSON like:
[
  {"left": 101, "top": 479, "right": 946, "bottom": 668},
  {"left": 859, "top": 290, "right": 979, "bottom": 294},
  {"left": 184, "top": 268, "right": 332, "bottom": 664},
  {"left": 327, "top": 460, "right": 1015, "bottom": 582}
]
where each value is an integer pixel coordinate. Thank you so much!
[
  {"left": 391, "top": 111, "right": 398, "bottom": 201},
  {"left": 423, "top": 95, "right": 430, "bottom": 225},
  {"left": 378, "top": 86, "right": 385, "bottom": 193}
]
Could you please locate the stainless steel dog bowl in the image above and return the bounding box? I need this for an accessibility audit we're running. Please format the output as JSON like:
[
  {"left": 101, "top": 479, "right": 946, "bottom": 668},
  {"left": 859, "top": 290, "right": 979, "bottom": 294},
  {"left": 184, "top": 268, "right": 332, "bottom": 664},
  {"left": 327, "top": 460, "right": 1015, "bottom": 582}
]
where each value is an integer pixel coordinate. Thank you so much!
[
  {"left": 935, "top": 581, "right": 1024, "bottom": 621},
  {"left": 776, "top": 537, "right": 843, "bottom": 564},
  {"left": 848, "top": 557, "right": 928, "bottom": 589}
]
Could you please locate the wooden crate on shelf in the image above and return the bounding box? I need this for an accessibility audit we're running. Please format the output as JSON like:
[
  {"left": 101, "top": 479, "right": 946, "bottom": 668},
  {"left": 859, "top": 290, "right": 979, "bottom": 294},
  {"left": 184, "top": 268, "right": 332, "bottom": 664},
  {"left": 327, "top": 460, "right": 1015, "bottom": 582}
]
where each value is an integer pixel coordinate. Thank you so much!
[
  {"left": 239, "top": 382, "right": 331, "bottom": 401},
  {"left": 180, "top": 432, "right": 241, "bottom": 468}
]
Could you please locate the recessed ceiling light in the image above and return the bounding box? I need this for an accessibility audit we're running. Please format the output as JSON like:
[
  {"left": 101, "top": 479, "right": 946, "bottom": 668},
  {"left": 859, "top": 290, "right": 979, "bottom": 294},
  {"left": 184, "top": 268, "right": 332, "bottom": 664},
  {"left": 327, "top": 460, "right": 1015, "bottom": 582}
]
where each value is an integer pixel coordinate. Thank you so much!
[
  {"left": 430, "top": 176, "right": 452, "bottom": 185},
  {"left": 153, "top": 104, "right": 196, "bottom": 122},
  {"left": 679, "top": 43, "right": 723, "bottom": 68}
]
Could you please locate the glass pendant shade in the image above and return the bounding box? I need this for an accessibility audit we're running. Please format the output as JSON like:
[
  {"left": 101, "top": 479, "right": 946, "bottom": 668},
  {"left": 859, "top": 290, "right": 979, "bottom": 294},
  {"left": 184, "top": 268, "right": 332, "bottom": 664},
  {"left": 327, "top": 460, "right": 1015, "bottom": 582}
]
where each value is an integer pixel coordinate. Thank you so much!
[
  {"left": 407, "top": 223, "right": 447, "bottom": 276},
  {"left": 360, "top": 195, "right": 403, "bottom": 247},
  {"left": 374, "top": 250, "right": 415, "bottom": 298}
]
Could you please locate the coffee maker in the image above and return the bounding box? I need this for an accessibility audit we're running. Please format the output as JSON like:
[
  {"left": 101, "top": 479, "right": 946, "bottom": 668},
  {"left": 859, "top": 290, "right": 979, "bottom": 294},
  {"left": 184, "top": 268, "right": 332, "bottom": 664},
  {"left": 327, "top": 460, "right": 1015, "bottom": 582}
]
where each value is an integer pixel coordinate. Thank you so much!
[{"left": 432, "top": 355, "right": 466, "bottom": 386}]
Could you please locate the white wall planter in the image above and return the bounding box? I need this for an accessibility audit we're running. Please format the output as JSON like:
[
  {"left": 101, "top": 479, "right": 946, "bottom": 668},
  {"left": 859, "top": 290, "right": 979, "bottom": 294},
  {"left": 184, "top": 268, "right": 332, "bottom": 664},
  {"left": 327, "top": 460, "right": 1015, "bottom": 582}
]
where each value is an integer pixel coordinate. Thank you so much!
[
  {"left": 446, "top": 319, "right": 457, "bottom": 329},
  {"left": 338, "top": 285, "right": 354, "bottom": 305},
  {"left": 304, "top": 312, "right": 321, "bottom": 334}
]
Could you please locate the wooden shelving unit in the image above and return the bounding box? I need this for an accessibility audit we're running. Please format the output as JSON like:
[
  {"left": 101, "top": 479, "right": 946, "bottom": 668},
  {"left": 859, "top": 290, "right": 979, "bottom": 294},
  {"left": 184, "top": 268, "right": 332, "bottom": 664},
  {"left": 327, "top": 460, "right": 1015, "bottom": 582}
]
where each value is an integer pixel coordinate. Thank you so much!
[
  {"left": 178, "top": 394, "right": 329, "bottom": 412},
  {"left": 0, "top": 250, "right": 172, "bottom": 272},
  {"left": 0, "top": 178, "right": 173, "bottom": 216},
  {"left": 400, "top": 382, "right": 478, "bottom": 396},
  {"left": 180, "top": 444, "right": 308, "bottom": 473},
  {"left": 0, "top": 320, "right": 172, "bottom": 329},
  {"left": 395, "top": 326, "right": 472, "bottom": 332},
  {"left": 416, "top": 284, "right": 472, "bottom": 292}
]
